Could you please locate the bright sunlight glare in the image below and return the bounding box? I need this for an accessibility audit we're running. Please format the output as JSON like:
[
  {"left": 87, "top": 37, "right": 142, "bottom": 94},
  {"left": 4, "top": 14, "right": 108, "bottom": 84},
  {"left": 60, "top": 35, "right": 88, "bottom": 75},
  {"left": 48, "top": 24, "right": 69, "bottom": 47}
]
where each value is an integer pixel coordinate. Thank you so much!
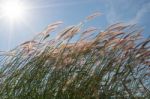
[{"left": 0, "top": 0, "right": 26, "bottom": 21}]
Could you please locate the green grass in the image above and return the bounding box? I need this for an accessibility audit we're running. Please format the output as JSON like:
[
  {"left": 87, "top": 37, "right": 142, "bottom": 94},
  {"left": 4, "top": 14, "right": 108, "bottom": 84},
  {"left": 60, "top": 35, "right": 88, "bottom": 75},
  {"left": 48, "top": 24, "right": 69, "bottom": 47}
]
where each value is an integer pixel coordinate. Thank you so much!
[{"left": 0, "top": 14, "right": 150, "bottom": 99}]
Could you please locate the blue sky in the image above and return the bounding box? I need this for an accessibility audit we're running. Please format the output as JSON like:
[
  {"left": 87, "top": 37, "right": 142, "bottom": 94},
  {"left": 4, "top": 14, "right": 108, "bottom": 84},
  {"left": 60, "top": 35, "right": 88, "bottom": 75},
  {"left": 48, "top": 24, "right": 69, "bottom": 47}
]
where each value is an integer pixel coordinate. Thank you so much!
[{"left": 0, "top": 0, "right": 150, "bottom": 51}]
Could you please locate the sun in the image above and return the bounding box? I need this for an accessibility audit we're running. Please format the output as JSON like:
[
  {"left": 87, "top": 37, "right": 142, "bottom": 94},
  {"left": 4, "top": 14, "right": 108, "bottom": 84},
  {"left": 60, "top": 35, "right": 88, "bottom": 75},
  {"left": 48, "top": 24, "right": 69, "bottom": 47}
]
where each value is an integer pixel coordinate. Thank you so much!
[{"left": 0, "top": 0, "right": 26, "bottom": 20}]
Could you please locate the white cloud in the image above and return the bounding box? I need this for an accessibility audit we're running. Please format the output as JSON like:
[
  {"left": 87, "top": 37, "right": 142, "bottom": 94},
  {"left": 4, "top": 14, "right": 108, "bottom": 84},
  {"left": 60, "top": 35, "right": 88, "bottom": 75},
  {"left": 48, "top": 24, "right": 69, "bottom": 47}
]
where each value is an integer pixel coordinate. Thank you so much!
[{"left": 129, "top": 3, "right": 150, "bottom": 24}]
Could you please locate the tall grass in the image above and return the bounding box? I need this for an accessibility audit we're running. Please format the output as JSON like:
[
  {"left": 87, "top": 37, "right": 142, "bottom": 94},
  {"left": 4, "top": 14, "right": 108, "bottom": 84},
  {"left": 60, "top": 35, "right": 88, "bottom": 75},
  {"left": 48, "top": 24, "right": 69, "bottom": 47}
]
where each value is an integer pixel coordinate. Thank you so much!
[{"left": 0, "top": 13, "right": 150, "bottom": 98}]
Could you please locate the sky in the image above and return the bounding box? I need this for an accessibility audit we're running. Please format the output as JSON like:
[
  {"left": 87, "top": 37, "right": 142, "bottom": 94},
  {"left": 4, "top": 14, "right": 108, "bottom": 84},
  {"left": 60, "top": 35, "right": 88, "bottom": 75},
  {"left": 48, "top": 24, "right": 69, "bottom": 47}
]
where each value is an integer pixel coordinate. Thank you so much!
[{"left": 0, "top": 0, "right": 150, "bottom": 51}]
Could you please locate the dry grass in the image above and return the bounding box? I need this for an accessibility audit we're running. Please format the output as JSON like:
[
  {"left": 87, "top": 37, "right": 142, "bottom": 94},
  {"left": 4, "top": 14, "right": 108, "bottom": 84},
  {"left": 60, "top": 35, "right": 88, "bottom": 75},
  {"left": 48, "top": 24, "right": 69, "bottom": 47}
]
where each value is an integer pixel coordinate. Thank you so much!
[{"left": 0, "top": 12, "right": 150, "bottom": 98}]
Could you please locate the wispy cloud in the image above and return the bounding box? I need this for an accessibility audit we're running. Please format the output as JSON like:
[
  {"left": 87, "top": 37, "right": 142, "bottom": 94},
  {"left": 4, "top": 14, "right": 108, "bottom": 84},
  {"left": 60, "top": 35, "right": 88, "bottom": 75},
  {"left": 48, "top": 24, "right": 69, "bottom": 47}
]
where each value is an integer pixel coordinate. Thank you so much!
[
  {"left": 106, "top": 7, "right": 119, "bottom": 24},
  {"left": 105, "top": 0, "right": 150, "bottom": 25},
  {"left": 129, "top": 3, "right": 150, "bottom": 24},
  {"left": 105, "top": 0, "right": 121, "bottom": 24}
]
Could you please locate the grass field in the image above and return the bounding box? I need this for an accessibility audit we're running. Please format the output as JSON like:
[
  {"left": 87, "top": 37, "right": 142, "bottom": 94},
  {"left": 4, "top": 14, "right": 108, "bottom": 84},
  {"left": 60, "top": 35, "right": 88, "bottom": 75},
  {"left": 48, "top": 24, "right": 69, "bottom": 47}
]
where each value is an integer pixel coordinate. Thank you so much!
[{"left": 0, "top": 14, "right": 150, "bottom": 98}]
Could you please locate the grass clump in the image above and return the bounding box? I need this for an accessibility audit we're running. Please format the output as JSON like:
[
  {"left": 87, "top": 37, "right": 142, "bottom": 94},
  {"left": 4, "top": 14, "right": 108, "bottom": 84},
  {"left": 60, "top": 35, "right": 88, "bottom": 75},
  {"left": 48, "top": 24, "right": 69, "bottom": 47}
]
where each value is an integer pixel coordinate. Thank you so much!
[{"left": 0, "top": 13, "right": 150, "bottom": 99}]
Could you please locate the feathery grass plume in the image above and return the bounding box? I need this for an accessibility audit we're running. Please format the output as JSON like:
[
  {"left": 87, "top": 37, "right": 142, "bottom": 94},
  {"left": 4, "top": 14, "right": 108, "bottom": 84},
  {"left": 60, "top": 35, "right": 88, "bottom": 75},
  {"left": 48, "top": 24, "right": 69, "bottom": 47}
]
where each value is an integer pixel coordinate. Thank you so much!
[
  {"left": 80, "top": 27, "right": 98, "bottom": 41},
  {"left": 0, "top": 51, "right": 16, "bottom": 56},
  {"left": 34, "top": 21, "right": 63, "bottom": 41},
  {"left": 86, "top": 12, "right": 102, "bottom": 21},
  {"left": 0, "top": 13, "right": 150, "bottom": 99}
]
